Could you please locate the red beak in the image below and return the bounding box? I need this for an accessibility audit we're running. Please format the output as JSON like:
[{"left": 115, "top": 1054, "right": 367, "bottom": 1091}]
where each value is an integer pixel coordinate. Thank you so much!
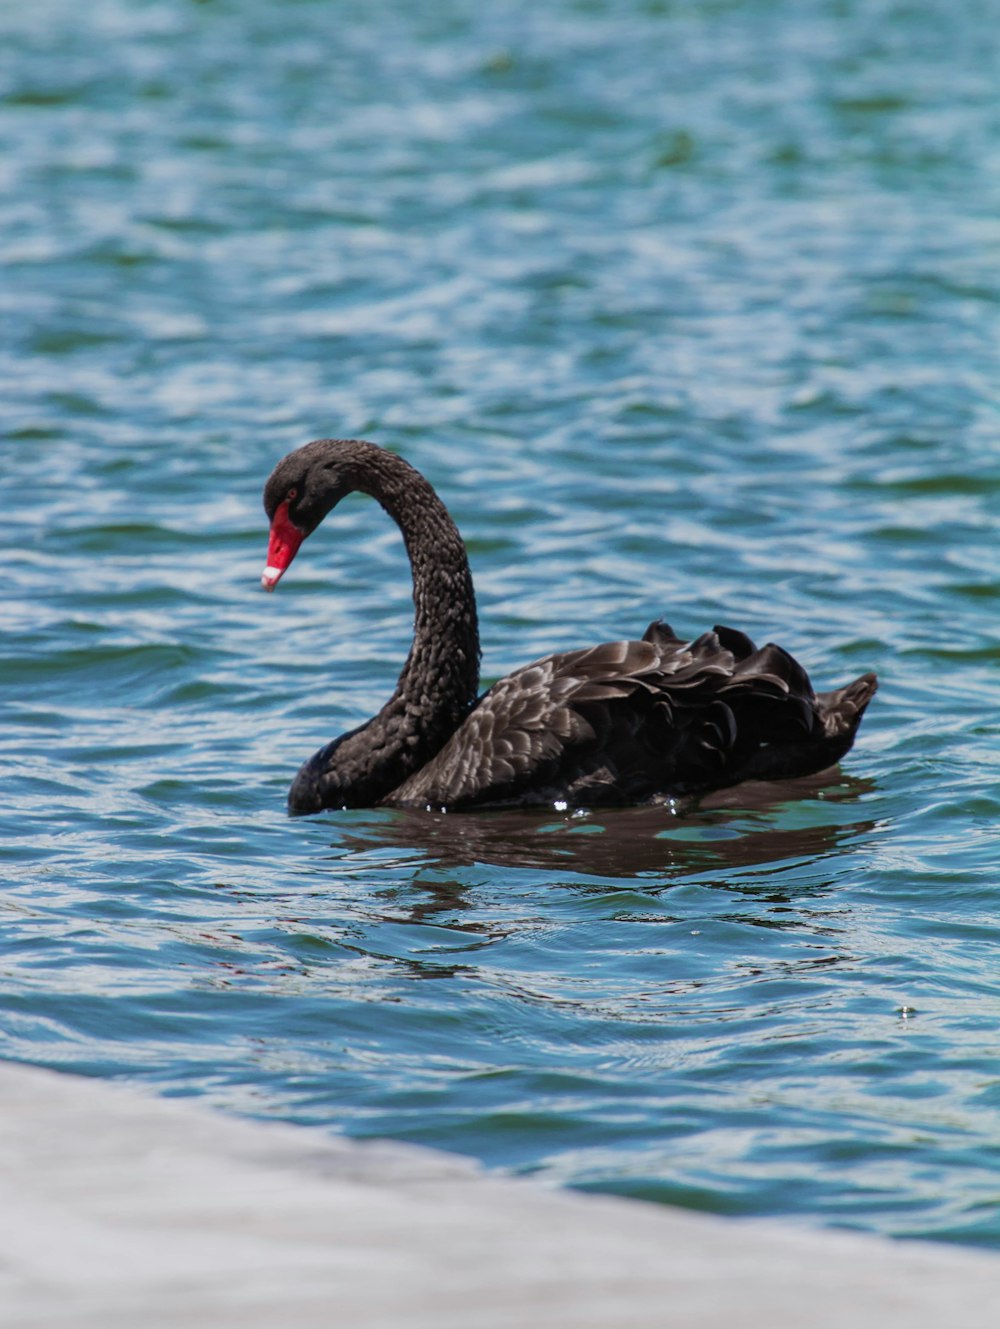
[{"left": 261, "top": 501, "right": 306, "bottom": 591}]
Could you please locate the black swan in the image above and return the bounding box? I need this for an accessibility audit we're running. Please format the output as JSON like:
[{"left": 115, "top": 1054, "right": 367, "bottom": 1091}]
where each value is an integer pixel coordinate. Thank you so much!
[{"left": 261, "top": 438, "right": 877, "bottom": 815}]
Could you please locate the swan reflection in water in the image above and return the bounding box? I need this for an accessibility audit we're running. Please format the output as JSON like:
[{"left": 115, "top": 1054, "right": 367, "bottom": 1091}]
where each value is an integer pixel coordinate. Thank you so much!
[{"left": 319, "top": 768, "right": 876, "bottom": 925}]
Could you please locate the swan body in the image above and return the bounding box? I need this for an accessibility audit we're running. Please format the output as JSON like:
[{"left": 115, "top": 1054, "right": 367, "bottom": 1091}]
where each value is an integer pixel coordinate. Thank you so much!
[{"left": 261, "top": 439, "right": 876, "bottom": 815}]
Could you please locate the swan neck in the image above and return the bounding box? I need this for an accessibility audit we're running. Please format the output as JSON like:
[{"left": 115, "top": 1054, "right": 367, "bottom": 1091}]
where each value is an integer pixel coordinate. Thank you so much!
[{"left": 362, "top": 450, "right": 480, "bottom": 731}]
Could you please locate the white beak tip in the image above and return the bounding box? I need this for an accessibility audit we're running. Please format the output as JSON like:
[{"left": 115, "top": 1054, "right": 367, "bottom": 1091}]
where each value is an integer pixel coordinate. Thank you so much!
[{"left": 261, "top": 566, "right": 283, "bottom": 591}]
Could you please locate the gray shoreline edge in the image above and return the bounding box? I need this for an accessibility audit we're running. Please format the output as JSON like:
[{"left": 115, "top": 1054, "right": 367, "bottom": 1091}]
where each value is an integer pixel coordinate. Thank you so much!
[{"left": 2, "top": 1059, "right": 998, "bottom": 1328}]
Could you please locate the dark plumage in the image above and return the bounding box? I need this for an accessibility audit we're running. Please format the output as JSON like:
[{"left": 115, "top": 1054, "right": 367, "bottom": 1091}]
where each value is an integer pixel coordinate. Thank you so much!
[{"left": 261, "top": 439, "right": 877, "bottom": 815}]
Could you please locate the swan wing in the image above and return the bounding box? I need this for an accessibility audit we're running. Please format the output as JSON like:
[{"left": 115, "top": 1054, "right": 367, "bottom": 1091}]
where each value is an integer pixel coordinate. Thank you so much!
[
  {"left": 385, "top": 624, "right": 875, "bottom": 811},
  {"left": 385, "top": 638, "right": 659, "bottom": 808},
  {"left": 388, "top": 628, "right": 825, "bottom": 809}
]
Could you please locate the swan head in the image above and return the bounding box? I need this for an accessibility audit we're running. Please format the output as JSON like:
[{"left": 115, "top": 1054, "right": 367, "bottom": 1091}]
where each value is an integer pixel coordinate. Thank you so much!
[{"left": 261, "top": 439, "right": 362, "bottom": 590}]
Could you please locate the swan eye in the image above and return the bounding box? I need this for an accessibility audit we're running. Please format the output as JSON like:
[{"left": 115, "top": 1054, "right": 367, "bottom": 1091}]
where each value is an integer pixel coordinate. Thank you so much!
[{"left": 286, "top": 487, "right": 299, "bottom": 502}]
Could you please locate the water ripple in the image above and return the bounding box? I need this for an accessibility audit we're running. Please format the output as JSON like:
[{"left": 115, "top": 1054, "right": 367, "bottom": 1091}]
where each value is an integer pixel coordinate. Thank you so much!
[{"left": 2, "top": 0, "right": 1000, "bottom": 1249}]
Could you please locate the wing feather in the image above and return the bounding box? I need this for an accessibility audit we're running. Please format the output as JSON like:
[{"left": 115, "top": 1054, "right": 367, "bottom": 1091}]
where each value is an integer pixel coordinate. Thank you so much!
[{"left": 386, "top": 622, "right": 834, "bottom": 809}]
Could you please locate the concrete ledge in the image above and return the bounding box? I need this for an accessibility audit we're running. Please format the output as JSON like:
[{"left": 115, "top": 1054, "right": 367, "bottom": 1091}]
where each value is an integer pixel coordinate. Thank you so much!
[{"left": 2, "top": 1060, "right": 999, "bottom": 1328}]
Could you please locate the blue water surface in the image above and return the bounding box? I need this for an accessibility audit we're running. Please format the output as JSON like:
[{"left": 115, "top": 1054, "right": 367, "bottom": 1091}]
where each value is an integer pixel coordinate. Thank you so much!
[{"left": 2, "top": 0, "right": 1000, "bottom": 1246}]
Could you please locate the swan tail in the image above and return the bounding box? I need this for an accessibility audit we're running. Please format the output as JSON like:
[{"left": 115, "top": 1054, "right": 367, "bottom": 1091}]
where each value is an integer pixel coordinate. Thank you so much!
[{"left": 725, "top": 670, "right": 878, "bottom": 784}]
